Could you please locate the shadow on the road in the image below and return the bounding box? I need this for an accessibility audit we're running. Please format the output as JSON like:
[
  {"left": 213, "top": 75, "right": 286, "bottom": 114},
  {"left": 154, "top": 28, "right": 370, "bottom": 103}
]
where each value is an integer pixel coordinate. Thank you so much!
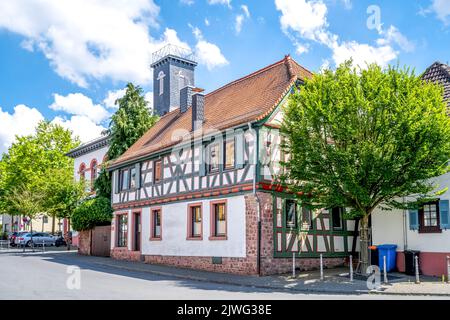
[{"left": 2, "top": 251, "right": 374, "bottom": 296}]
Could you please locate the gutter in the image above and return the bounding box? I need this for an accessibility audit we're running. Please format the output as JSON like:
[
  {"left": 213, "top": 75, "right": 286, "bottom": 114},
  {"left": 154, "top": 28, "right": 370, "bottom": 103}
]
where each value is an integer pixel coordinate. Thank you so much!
[{"left": 249, "top": 122, "right": 262, "bottom": 276}]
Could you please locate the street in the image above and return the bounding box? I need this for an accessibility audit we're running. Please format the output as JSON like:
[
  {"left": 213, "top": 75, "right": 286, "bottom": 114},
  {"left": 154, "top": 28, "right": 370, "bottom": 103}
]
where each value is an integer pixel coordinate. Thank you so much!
[{"left": 0, "top": 251, "right": 445, "bottom": 300}]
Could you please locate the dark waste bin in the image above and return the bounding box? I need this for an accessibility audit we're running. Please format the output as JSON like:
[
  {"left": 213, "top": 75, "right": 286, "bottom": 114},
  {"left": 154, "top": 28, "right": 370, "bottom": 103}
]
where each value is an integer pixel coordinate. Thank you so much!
[
  {"left": 404, "top": 250, "right": 420, "bottom": 276},
  {"left": 369, "top": 246, "right": 378, "bottom": 266}
]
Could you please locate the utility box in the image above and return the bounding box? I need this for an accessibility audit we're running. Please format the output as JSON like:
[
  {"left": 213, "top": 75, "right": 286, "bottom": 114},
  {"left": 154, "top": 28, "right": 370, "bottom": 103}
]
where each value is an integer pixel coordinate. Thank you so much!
[{"left": 404, "top": 250, "right": 420, "bottom": 276}]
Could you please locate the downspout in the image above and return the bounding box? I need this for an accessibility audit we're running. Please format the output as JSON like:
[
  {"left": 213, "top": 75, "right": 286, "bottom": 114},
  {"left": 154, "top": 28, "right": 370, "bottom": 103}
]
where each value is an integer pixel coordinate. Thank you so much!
[
  {"left": 403, "top": 196, "right": 408, "bottom": 251},
  {"left": 249, "top": 122, "right": 262, "bottom": 276}
]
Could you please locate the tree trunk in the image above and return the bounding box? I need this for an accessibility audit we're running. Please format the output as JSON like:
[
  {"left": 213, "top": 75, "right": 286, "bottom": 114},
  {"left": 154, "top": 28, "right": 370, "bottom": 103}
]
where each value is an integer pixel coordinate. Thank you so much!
[
  {"left": 359, "top": 215, "right": 370, "bottom": 274},
  {"left": 52, "top": 216, "right": 55, "bottom": 234}
]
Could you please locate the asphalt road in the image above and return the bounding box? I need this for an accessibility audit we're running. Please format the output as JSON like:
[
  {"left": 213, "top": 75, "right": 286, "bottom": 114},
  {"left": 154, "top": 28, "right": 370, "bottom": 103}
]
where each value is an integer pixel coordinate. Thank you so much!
[{"left": 0, "top": 251, "right": 444, "bottom": 300}]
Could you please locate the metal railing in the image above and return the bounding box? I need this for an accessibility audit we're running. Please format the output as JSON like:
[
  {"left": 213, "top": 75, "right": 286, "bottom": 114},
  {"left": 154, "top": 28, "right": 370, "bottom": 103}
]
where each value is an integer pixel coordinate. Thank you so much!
[{"left": 151, "top": 44, "right": 195, "bottom": 65}]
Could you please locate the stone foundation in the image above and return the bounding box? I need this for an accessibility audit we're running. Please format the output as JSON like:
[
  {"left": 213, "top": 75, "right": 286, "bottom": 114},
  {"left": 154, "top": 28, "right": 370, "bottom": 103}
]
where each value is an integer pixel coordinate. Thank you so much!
[{"left": 111, "top": 248, "right": 142, "bottom": 262}]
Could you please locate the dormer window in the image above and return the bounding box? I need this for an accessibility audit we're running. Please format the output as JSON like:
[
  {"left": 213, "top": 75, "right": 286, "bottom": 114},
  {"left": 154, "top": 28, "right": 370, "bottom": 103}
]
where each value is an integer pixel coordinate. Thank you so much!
[{"left": 157, "top": 71, "right": 165, "bottom": 96}]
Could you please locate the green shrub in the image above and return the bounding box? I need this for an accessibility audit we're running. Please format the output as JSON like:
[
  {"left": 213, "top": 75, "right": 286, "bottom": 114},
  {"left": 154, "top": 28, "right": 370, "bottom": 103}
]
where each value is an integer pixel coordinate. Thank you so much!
[{"left": 72, "top": 196, "right": 113, "bottom": 231}]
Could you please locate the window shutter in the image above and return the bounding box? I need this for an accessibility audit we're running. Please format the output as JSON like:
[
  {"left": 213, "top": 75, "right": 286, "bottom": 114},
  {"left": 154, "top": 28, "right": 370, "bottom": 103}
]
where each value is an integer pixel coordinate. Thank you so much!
[
  {"left": 114, "top": 171, "right": 120, "bottom": 194},
  {"left": 199, "top": 144, "right": 206, "bottom": 176},
  {"left": 135, "top": 163, "right": 141, "bottom": 188},
  {"left": 439, "top": 200, "right": 450, "bottom": 230},
  {"left": 408, "top": 209, "right": 419, "bottom": 231},
  {"left": 235, "top": 132, "right": 244, "bottom": 169}
]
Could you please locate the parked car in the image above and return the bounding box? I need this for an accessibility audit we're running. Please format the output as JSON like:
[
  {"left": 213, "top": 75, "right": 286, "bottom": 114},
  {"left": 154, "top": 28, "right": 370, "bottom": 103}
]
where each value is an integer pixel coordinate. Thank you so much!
[
  {"left": 15, "top": 232, "right": 56, "bottom": 247},
  {"left": 54, "top": 236, "right": 67, "bottom": 247},
  {"left": 9, "top": 231, "right": 29, "bottom": 247}
]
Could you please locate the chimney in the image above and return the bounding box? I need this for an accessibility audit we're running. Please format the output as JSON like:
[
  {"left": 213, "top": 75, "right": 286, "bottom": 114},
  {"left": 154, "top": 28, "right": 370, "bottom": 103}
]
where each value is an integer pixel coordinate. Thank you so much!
[
  {"left": 180, "top": 86, "right": 194, "bottom": 113},
  {"left": 192, "top": 93, "right": 205, "bottom": 131}
]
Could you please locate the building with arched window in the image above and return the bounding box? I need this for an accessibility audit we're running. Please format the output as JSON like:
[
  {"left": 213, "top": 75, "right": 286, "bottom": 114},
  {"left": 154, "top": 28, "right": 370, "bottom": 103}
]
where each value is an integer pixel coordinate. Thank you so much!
[{"left": 65, "top": 135, "right": 110, "bottom": 246}]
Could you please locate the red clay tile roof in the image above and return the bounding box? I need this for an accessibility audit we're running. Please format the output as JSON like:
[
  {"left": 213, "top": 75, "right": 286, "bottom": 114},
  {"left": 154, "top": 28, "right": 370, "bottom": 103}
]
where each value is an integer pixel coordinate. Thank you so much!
[
  {"left": 422, "top": 61, "right": 450, "bottom": 111},
  {"left": 110, "top": 55, "right": 312, "bottom": 168}
]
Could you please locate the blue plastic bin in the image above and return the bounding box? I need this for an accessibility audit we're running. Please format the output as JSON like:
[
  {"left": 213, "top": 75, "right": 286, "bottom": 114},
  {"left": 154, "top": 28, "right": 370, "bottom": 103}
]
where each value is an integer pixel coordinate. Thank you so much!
[{"left": 377, "top": 244, "right": 397, "bottom": 272}]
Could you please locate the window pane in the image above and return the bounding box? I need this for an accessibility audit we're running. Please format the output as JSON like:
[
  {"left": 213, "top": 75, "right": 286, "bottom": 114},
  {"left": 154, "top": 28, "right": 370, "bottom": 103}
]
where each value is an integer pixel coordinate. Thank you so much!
[
  {"left": 121, "top": 170, "right": 129, "bottom": 190},
  {"left": 209, "top": 143, "right": 220, "bottom": 172},
  {"left": 191, "top": 206, "right": 202, "bottom": 237},
  {"left": 286, "top": 200, "right": 297, "bottom": 228},
  {"left": 225, "top": 139, "right": 235, "bottom": 169},
  {"left": 118, "top": 215, "right": 128, "bottom": 247},
  {"left": 215, "top": 204, "right": 226, "bottom": 236},
  {"left": 130, "top": 168, "right": 136, "bottom": 189},
  {"left": 153, "top": 210, "right": 161, "bottom": 237},
  {"left": 301, "top": 207, "right": 312, "bottom": 230},
  {"left": 332, "top": 208, "right": 343, "bottom": 229}
]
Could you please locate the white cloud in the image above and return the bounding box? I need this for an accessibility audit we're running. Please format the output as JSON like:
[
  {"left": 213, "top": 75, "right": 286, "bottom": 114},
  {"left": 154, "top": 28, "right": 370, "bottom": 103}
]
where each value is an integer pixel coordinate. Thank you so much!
[
  {"left": 241, "top": 5, "right": 250, "bottom": 18},
  {"left": 205, "top": 18, "right": 210, "bottom": 26},
  {"left": 207, "top": 0, "right": 232, "bottom": 8},
  {"left": 0, "top": 1, "right": 193, "bottom": 88},
  {"left": 431, "top": 0, "right": 450, "bottom": 24},
  {"left": 331, "top": 41, "right": 398, "bottom": 68},
  {"left": 341, "top": 0, "right": 352, "bottom": 10},
  {"left": 235, "top": 5, "right": 251, "bottom": 34},
  {"left": 50, "top": 93, "right": 109, "bottom": 123},
  {"left": 144, "top": 92, "right": 154, "bottom": 114},
  {"left": 52, "top": 115, "right": 105, "bottom": 143},
  {"left": 378, "top": 26, "right": 415, "bottom": 53},
  {"left": 0, "top": 104, "right": 44, "bottom": 154},
  {"left": 275, "top": 0, "right": 328, "bottom": 41},
  {"left": 180, "top": 0, "right": 195, "bottom": 5},
  {"left": 275, "top": 0, "right": 412, "bottom": 68},
  {"left": 103, "top": 89, "right": 127, "bottom": 109},
  {"left": 190, "top": 25, "right": 229, "bottom": 70}
]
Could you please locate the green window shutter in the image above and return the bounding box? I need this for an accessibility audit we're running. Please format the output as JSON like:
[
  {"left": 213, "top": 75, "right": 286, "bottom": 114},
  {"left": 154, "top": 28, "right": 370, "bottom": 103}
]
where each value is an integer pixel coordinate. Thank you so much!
[
  {"left": 199, "top": 144, "right": 206, "bottom": 176},
  {"left": 114, "top": 171, "right": 120, "bottom": 194},
  {"left": 235, "top": 132, "right": 244, "bottom": 169},
  {"left": 135, "top": 163, "right": 141, "bottom": 188},
  {"left": 408, "top": 209, "right": 419, "bottom": 231},
  {"left": 439, "top": 200, "right": 450, "bottom": 230}
]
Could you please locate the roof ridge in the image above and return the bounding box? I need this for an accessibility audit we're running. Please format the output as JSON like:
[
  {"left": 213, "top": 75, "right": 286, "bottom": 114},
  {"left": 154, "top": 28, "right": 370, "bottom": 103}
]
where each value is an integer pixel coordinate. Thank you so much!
[{"left": 206, "top": 56, "right": 292, "bottom": 97}]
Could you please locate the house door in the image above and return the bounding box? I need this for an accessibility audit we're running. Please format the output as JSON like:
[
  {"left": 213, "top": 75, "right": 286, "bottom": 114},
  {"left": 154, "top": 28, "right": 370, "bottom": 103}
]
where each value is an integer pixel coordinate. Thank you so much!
[{"left": 134, "top": 213, "right": 141, "bottom": 251}]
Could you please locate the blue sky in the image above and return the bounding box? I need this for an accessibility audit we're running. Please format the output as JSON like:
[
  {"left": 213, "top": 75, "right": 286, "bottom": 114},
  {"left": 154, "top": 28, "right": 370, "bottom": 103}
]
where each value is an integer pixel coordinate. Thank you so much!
[{"left": 0, "top": 0, "right": 449, "bottom": 153}]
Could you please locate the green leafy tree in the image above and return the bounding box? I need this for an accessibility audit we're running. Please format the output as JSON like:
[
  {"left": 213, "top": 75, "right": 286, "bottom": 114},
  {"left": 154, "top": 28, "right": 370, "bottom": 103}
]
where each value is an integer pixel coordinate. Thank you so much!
[
  {"left": 40, "top": 168, "right": 86, "bottom": 232},
  {"left": 8, "top": 186, "right": 45, "bottom": 237},
  {"left": 71, "top": 197, "right": 113, "bottom": 231},
  {"left": 0, "top": 121, "right": 80, "bottom": 230},
  {"left": 281, "top": 62, "right": 450, "bottom": 272},
  {"left": 95, "top": 83, "right": 158, "bottom": 197}
]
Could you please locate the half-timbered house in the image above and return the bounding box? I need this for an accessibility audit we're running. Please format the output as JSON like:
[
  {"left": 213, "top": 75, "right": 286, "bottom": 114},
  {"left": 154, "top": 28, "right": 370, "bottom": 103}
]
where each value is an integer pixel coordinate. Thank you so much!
[{"left": 107, "top": 46, "right": 358, "bottom": 275}]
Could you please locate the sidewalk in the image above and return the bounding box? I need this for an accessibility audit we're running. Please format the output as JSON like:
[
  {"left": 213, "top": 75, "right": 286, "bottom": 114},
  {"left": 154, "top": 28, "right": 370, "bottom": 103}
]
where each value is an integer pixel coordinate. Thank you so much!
[{"left": 75, "top": 254, "right": 450, "bottom": 297}]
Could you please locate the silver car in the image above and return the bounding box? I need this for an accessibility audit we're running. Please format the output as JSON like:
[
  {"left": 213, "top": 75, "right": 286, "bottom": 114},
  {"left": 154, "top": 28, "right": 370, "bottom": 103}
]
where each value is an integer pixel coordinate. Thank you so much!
[{"left": 15, "top": 232, "right": 56, "bottom": 247}]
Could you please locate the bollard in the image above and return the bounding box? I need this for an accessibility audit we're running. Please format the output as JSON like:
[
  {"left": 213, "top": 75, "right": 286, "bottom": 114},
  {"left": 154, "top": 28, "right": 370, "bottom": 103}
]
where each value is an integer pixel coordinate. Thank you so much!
[
  {"left": 42, "top": 240, "right": 45, "bottom": 252},
  {"left": 292, "top": 252, "right": 296, "bottom": 277},
  {"left": 447, "top": 256, "right": 450, "bottom": 284},
  {"left": 383, "top": 256, "right": 388, "bottom": 284},
  {"left": 349, "top": 255, "right": 354, "bottom": 282},
  {"left": 415, "top": 255, "right": 420, "bottom": 284},
  {"left": 320, "top": 254, "right": 324, "bottom": 281}
]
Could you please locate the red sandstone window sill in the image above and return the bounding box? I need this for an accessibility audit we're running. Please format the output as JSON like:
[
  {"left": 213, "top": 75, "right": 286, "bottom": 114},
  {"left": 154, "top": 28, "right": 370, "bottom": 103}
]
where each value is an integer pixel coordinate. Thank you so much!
[
  {"left": 209, "top": 236, "right": 227, "bottom": 241},
  {"left": 150, "top": 237, "right": 162, "bottom": 241},
  {"left": 187, "top": 236, "right": 203, "bottom": 241}
]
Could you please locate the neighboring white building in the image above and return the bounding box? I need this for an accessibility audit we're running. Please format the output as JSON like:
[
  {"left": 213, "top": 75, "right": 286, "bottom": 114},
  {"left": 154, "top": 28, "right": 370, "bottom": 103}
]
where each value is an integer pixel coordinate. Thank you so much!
[
  {"left": 65, "top": 135, "right": 109, "bottom": 245},
  {"left": 372, "top": 62, "right": 450, "bottom": 277}
]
